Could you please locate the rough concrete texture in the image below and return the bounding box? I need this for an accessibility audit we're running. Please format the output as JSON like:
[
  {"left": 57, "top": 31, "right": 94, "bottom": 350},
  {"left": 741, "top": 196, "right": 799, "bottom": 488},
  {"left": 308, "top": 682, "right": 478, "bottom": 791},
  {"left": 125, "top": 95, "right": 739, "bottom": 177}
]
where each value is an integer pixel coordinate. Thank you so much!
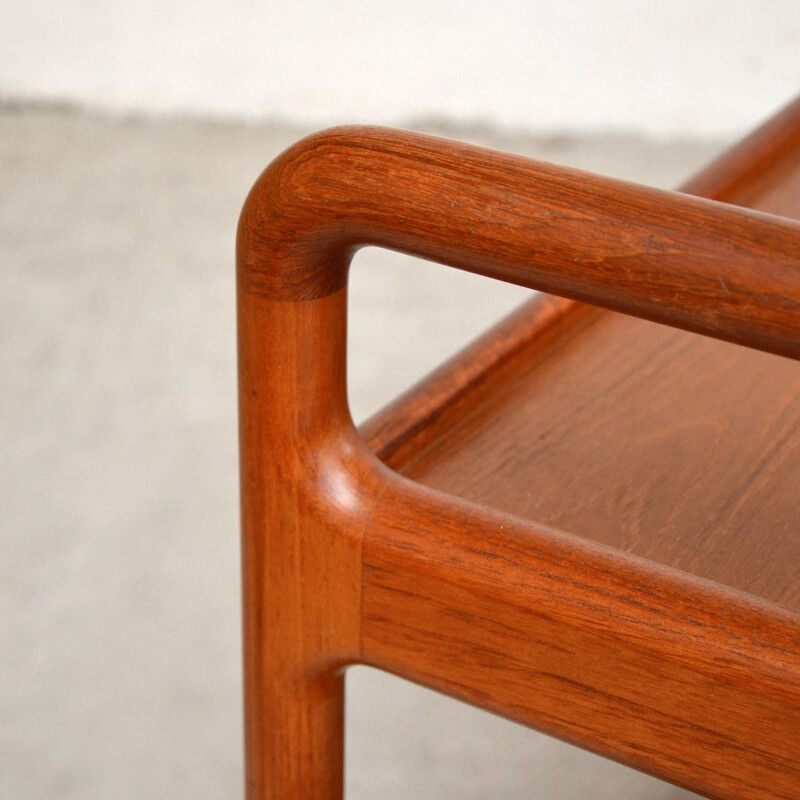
[{"left": 1, "top": 109, "right": 723, "bottom": 799}]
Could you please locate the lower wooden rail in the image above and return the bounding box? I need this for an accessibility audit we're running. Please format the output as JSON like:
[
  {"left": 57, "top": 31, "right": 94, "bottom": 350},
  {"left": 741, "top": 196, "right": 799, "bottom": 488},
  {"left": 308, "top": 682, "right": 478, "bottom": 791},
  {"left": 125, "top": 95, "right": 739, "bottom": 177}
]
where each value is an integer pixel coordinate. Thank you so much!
[{"left": 362, "top": 476, "right": 800, "bottom": 800}]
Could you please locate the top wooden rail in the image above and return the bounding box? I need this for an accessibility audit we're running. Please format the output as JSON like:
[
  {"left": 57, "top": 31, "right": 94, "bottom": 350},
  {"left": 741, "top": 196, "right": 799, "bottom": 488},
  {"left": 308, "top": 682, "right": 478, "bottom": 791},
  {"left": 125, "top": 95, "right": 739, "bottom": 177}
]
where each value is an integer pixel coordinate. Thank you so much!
[
  {"left": 238, "top": 124, "right": 800, "bottom": 360},
  {"left": 360, "top": 96, "right": 800, "bottom": 466}
]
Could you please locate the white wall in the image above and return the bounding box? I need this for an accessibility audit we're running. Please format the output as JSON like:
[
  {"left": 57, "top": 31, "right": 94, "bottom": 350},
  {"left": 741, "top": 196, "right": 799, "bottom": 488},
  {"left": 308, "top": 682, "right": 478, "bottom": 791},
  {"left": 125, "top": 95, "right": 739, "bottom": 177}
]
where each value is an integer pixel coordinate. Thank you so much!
[{"left": 2, "top": 0, "right": 798, "bottom": 136}]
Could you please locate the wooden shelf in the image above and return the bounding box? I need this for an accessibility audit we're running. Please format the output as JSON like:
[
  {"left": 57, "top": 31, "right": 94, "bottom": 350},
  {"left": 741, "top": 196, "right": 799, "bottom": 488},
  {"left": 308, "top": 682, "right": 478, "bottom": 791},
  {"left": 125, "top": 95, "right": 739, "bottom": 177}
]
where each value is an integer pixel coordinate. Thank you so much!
[{"left": 393, "top": 303, "right": 800, "bottom": 610}]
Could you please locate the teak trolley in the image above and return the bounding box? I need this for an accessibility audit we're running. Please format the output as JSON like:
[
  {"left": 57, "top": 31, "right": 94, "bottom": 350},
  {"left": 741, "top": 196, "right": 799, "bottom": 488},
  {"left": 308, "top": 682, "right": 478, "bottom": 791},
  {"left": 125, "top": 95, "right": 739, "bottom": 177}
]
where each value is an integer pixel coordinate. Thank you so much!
[{"left": 237, "top": 96, "right": 800, "bottom": 799}]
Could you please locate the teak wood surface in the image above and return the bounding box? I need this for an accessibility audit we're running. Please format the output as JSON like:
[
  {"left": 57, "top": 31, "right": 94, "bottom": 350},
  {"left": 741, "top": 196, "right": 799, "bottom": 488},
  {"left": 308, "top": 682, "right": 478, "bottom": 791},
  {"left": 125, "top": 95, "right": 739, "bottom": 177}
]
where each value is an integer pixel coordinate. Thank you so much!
[{"left": 237, "top": 97, "right": 800, "bottom": 799}]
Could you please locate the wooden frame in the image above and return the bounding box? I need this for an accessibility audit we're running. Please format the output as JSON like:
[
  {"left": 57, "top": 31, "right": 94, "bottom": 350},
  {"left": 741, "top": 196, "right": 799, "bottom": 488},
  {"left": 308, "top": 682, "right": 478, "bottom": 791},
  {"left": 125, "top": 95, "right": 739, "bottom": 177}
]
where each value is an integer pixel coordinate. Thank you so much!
[{"left": 237, "top": 98, "right": 800, "bottom": 799}]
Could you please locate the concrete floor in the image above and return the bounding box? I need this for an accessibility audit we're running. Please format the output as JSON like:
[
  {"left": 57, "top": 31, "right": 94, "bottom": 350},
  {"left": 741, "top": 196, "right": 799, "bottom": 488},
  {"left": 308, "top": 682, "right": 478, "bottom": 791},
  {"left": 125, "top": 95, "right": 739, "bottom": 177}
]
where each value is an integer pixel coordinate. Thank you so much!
[{"left": 1, "top": 108, "right": 723, "bottom": 799}]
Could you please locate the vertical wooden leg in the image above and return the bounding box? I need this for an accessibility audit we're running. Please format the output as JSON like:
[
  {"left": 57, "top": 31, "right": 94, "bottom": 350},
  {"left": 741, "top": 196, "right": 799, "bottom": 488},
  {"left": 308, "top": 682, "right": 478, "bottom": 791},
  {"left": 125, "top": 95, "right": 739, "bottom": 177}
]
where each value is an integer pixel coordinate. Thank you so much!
[
  {"left": 240, "top": 506, "right": 349, "bottom": 798},
  {"left": 241, "top": 634, "right": 346, "bottom": 798},
  {"left": 238, "top": 287, "right": 367, "bottom": 799}
]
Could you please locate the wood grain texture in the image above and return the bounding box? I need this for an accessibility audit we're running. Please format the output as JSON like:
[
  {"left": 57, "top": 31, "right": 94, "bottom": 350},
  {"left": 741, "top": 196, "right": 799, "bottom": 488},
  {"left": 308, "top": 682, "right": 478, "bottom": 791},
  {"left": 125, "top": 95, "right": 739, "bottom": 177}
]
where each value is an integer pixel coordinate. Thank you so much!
[
  {"left": 396, "top": 308, "right": 800, "bottom": 609},
  {"left": 363, "top": 93, "right": 800, "bottom": 612},
  {"left": 238, "top": 287, "right": 392, "bottom": 798},
  {"left": 238, "top": 96, "right": 800, "bottom": 800},
  {"left": 359, "top": 292, "right": 575, "bottom": 464},
  {"left": 361, "top": 476, "right": 800, "bottom": 800},
  {"left": 362, "top": 94, "right": 800, "bottom": 470},
  {"left": 238, "top": 123, "right": 800, "bottom": 355},
  {"left": 238, "top": 289, "right": 350, "bottom": 797}
]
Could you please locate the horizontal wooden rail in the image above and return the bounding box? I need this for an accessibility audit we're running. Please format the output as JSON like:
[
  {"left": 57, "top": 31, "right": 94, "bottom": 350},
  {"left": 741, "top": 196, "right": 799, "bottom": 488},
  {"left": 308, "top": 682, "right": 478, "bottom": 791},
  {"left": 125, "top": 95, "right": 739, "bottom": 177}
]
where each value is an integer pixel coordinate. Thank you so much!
[
  {"left": 240, "top": 124, "right": 800, "bottom": 360},
  {"left": 360, "top": 95, "right": 800, "bottom": 464},
  {"left": 361, "top": 476, "right": 800, "bottom": 800}
]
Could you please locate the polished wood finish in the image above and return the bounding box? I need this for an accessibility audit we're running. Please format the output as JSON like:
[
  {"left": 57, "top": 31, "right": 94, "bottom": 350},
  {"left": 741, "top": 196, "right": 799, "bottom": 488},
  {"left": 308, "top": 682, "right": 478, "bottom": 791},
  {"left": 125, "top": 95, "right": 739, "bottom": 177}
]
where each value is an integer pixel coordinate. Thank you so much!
[
  {"left": 361, "top": 476, "right": 800, "bottom": 800},
  {"left": 360, "top": 97, "right": 800, "bottom": 613},
  {"left": 239, "top": 122, "right": 800, "bottom": 356},
  {"left": 362, "top": 96, "right": 800, "bottom": 469},
  {"left": 391, "top": 307, "right": 800, "bottom": 609},
  {"left": 238, "top": 97, "right": 800, "bottom": 799},
  {"left": 360, "top": 292, "right": 575, "bottom": 464},
  {"left": 238, "top": 289, "right": 362, "bottom": 796}
]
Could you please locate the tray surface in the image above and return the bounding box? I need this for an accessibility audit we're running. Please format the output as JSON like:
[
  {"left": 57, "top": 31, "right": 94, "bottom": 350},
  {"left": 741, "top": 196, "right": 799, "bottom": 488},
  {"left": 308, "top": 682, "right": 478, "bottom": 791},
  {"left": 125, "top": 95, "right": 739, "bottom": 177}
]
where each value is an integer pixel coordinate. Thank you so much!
[{"left": 399, "top": 304, "right": 800, "bottom": 611}]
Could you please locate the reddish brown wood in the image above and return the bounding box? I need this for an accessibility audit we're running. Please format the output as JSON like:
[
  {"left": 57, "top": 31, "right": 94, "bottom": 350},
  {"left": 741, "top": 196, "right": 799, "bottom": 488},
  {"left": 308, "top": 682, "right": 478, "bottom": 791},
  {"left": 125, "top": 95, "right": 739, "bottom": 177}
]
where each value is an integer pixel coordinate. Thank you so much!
[
  {"left": 362, "top": 94, "right": 800, "bottom": 469},
  {"left": 238, "top": 97, "right": 800, "bottom": 800},
  {"left": 361, "top": 477, "right": 800, "bottom": 800},
  {"left": 359, "top": 292, "right": 575, "bottom": 464},
  {"left": 239, "top": 123, "right": 800, "bottom": 357},
  {"left": 360, "top": 96, "right": 800, "bottom": 614},
  {"left": 394, "top": 307, "right": 800, "bottom": 611},
  {"left": 238, "top": 289, "right": 361, "bottom": 797}
]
